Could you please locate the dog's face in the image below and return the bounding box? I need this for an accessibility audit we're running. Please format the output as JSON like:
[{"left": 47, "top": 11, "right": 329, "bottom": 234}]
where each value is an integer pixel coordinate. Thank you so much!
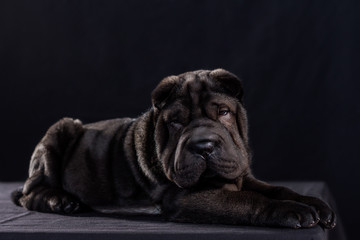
[{"left": 152, "top": 69, "right": 251, "bottom": 188}]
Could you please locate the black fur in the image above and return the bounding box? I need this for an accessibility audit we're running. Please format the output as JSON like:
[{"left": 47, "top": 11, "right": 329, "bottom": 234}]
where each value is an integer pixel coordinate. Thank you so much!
[{"left": 12, "top": 69, "right": 336, "bottom": 229}]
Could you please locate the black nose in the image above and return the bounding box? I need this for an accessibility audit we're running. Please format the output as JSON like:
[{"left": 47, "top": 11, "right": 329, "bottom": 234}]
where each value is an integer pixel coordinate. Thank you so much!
[{"left": 190, "top": 140, "right": 216, "bottom": 158}]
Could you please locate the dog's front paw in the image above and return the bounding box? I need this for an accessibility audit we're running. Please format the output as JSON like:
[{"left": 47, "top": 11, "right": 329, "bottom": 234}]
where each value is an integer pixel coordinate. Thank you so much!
[
  {"left": 297, "top": 196, "right": 336, "bottom": 229},
  {"left": 260, "top": 200, "right": 320, "bottom": 228},
  {"left": 46, "top": 191, "right": 82, "bottom": 214}
]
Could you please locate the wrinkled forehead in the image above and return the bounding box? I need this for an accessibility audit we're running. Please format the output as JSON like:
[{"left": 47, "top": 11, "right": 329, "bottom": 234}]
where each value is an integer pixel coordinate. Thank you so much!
[
  {"left": 165, "top": 72, "right": 238, "bottom": 113},
  {"left": 179, "top": 72, "right": 208, "bottom": 106},
  {"left": 176, "top": 71, "right": 217, "bottom": 103}
]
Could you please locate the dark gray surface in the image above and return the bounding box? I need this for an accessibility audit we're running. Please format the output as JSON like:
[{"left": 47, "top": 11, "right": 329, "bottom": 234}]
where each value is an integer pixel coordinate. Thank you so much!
[{"left": 0, "top": 182, "right": 345, "bottom": 240}]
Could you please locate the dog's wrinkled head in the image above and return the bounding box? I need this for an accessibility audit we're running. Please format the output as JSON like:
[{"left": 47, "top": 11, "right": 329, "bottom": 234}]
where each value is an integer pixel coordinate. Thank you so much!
[{"left": 152, "top": 69, "right": 251, "bottom": 188}]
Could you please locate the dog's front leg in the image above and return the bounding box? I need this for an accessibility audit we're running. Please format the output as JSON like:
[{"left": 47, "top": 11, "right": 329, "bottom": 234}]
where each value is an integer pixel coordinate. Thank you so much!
[
  {"left": 242, "top": 174, "right": 336, "bottom": 229},
  {"left": 161, "top": 187, "right": 320, "bottom": 228}
]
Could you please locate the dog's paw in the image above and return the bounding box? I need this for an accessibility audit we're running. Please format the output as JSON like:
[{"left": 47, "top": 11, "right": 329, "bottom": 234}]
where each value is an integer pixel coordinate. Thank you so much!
[
  {"left": 47, "top": 192, "right": 82, "bottom": 214},
  {"left": 297, "top": 196, "right": 336, "bottom": 229},
  {"left": 262, "top": 200, "right": 320, "bottom": 228}
]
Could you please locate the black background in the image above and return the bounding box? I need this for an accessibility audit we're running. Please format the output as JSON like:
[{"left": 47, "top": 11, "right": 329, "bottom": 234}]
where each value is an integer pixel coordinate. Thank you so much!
[{"left": 0, "top": 0, "right": 358, "bottom": 239}]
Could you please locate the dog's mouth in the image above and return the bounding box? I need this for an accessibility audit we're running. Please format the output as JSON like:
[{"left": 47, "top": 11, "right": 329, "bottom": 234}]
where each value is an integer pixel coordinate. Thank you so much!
[
  {"left": 193, "top": 153, "right": 228, "bottom": 178},
  {"left": 193, "top": 152, "right": 213, "bottom": 162},
  {"left": 193, "top": 149, "right": 240, "bottom": 178},
  {"left": 173, "top": 150, "right": 241, "bottom": 188}
]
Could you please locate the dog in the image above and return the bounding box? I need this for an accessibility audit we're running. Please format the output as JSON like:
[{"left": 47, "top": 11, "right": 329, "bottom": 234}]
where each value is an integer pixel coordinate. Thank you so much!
[{"left": 11, "top": 69, "right": 336, "bottom": 229}]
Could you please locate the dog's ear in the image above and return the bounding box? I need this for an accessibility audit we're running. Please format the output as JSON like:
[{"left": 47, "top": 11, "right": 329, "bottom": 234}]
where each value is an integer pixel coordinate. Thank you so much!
[
  {"left": 209, "top": 69, "right": 244, "bottom": 103},
  {"left": 152, "top": 75, "right": 180, "bottom": 109}
]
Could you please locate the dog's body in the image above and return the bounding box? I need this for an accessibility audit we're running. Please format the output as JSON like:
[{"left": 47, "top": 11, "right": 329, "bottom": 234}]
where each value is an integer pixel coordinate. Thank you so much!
[{"left": 12, "top": 69, "right": 336, "bottom": 229}]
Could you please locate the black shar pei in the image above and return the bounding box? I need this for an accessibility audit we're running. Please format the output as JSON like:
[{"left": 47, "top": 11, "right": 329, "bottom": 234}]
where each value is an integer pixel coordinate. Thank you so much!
[{"left": 12, "top": 69, "right": 336, "bottom": 229}]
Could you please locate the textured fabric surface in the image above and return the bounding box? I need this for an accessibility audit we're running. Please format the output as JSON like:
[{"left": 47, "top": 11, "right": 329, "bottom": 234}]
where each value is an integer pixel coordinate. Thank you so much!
[{"left": 0, "top": 182, "right": 345, "bottom": 240}]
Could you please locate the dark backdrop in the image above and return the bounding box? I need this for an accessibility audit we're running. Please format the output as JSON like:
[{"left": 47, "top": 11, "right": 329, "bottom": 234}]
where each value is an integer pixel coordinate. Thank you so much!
[{"left": 0, "top": 0, "right": 358, "bottom": 238}]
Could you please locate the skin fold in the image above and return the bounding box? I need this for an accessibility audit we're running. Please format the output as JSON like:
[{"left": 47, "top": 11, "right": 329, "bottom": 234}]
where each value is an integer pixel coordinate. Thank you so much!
[{"left": 11, "top": 69, "right": 336, "bottom": 229}]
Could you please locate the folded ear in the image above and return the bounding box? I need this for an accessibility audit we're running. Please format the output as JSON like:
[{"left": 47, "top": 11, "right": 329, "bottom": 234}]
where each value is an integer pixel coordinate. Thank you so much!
[
  {"left": 209, "top": 69, "right": 244, "bottom": 103},
  {"left": 151, "top": 75, "right": 180, "bottom": 109}
]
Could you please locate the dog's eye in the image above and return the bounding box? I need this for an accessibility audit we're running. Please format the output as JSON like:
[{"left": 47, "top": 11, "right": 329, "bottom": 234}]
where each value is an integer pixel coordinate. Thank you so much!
[
  {"left": 218, "top": 107, "right": 230, "bottom": 116},
  {"left": 169, "top": 121, "right": 183, "bottom": 130}
]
